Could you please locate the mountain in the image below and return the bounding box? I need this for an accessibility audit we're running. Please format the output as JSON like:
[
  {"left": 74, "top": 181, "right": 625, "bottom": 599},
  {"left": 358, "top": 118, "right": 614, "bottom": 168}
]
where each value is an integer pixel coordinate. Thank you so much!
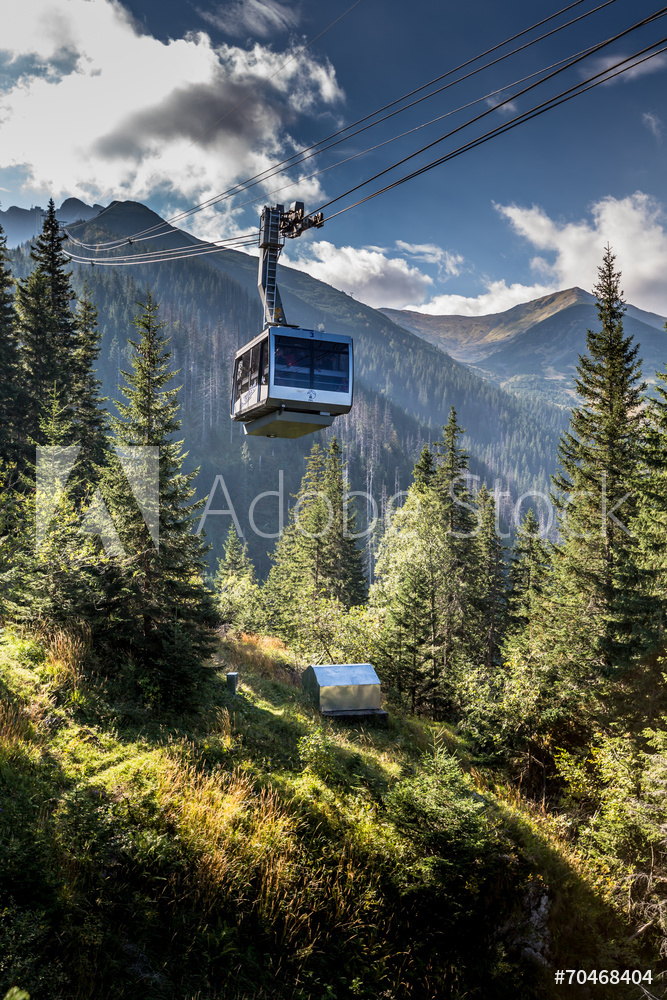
[
  {"left": 9, "top": 200, "right": 570, "bottom": 568},
  {"left": 382, "top": 290, "right": 667, "bottom": 405},
  {"left": 0, "top": 198, "right": 105, "bottom": 246}
]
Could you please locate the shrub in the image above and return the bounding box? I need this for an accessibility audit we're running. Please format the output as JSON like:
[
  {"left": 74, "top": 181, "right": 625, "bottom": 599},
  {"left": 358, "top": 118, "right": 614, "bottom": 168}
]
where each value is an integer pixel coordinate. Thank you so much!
[{"left": 297, "top": 726, "right": 337, "bottom": 780}]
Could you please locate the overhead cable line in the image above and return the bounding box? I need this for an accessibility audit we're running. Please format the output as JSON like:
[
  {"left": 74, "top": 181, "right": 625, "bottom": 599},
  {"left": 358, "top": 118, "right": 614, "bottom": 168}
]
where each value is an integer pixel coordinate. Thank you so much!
[
  {"left": 224, "top": 35, "right": 618, "bottom": 216},
  {"left": 311, "top": 6, "right": 667, "bottom": 216},
  {"left": 66, "top": 38, "right": 667, "bottom": 267},
  {"left": 63, "top": 232, "right": 260, "bottom": 266},
  {"left": 66, "top": 0, "right": 617, "bottom": 251},
  {"left": 322, "top": 39, "right": 667, "bottom": 223}
]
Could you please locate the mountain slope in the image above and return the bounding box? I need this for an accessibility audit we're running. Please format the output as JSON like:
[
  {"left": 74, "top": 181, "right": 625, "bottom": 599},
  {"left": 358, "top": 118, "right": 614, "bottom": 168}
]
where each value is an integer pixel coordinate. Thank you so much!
[{"left": 383, "top": 290, "right": 667, "bottom": 405}]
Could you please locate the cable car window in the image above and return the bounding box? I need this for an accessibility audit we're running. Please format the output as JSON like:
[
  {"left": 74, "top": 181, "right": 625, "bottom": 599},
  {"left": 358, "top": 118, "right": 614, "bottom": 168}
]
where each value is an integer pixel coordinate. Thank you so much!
[
  {"left": 260, "top": 338, "right": 269, "bottom": 385},
  {"left": 274, "top": 336, "right": 312, "bottom": 389},
  {"left": 274, "top": 336, "right": 349, "bottom": 392},
  {"left": 313, "top": 342, "right": 349, "bottom": 392},
  {"left": 249, "top": 343, "right": 261, "bottom": 391},
  {"left": 234, "top": 350, "right": 251, "bottom": 402}
]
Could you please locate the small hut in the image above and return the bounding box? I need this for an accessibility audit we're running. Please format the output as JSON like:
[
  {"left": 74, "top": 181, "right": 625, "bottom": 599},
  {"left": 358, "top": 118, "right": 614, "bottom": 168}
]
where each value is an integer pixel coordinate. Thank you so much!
[{"left": 302, "top": 663, "right": 387, "bottom": 719}]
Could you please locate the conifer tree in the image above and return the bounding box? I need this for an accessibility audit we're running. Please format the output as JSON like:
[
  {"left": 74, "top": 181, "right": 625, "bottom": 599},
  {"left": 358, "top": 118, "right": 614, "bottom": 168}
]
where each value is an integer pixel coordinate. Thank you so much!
[
  {"left": 434, "top": 407, "right": 477, "bottom": 539},
  {"left": 432, "top": 407, "right": 478, "bottom": 683},
  {"left": 214, "top": 524, "right": 255, "bottom": 588},
  {"left": 0, "top": 224, "right": 23, "bottom": 467},
  {"left": 213, "top": 524, "right": 260, "bottom": 630},
  {"left": 102, "top": 292, "right": 218, "bottom": 706},
  {"left": 472, "top": 484, "right": 506, "bottom": 672},
  {"left": 551, "top": 246, "right": 648, "bottom": 669},
  {"left": 633, "top": 322, "right": 667, "bottom": 643},
  {"left": 15, "top": 199, "right": 78, "bottom": 440},
  {"left": 413, "top": 443, "right": 436, "bottom": 492},
  {"left": 384, "top": 560, "right": 434, "bottom": 713},
  {"left": 8, "top": 387, "right": 104, "bottom": 630},
  {"left": 507, "top": 508, "right": 550, "bottom": 634},
  {"left": 71, "top": 284, "right": 108, "bottom": 494},
  {"left": 321, "top": 437, "right": 366, "bottom": 607},
  {"left": 291, "top": 443, "right": 330, "bottom": 590}
]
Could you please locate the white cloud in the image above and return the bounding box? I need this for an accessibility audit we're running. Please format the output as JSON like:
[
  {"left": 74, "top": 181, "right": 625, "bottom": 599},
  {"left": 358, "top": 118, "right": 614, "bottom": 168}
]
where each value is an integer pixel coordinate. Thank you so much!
[
  {"left": 584, "top": 51, "right": 667, "bottom": 85},
  {"left": 199, "top": 0, "right": 301, "bottom": 39},
  {"left": 407, "top": 280, "right": 556, "bottom": 317},
  {"left": 496, "top": 192, "right": 667, "bottom": 314},
  {"left": 484, "top": 96, "right": 518, "bottom": 116},
  {"left": 643, "top": 111, "right": 663, "bottom": 142},
  {"left": 395, "top": 240, "right": 464, "bottom": 277},
  {"left": 0, "top": 0, "right": 342, "bottom": 225},
  {"left": 286, "top": 240, "right": 433, "bottom": 309}
]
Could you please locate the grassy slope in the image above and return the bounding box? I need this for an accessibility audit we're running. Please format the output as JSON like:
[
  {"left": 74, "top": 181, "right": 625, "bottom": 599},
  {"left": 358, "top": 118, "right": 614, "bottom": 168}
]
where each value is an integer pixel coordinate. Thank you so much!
[{"left": 0, "top": 631, "right": 657, "bottom": 1000}]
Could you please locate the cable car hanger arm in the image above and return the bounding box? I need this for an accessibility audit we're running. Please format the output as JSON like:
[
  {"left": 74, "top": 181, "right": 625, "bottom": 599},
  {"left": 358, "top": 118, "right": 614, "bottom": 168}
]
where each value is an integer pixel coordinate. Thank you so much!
[{"left": 257, "top": 201, "right": 323, "bottom": 328}]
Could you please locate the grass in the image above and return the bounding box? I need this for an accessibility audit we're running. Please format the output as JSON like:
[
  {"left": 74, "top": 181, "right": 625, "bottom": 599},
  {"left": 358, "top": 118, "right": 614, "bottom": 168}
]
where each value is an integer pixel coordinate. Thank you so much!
[{"left": 0, "top": 628, "right": 662, "bottom": 1000}]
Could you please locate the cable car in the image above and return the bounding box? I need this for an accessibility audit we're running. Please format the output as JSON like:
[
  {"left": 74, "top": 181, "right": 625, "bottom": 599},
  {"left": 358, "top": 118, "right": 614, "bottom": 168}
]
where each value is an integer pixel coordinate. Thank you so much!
[
  {"left": 230, "top": 202, "right": 354, "bottom": 438},
  {"left": 231, "top": 326, "right": 353, "bottom": 438}
]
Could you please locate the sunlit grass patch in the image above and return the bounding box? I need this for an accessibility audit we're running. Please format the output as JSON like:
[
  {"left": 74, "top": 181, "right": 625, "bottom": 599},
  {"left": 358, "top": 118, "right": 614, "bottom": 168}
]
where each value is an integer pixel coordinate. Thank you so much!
[{"left": 220, "top": 631, "right": 299, "bottom": 683}]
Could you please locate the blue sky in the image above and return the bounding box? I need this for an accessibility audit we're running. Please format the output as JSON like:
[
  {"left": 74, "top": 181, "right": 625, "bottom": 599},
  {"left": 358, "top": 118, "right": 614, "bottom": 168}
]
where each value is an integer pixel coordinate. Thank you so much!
[{"left": 1, "top": 0, "right": 667, "bottom": 313}]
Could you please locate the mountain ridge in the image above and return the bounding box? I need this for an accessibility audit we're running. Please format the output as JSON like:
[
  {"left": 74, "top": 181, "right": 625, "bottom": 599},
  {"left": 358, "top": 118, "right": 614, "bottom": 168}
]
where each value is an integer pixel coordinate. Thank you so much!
[
  {"left": 0, "top": 198, "right": 105, "bottom": 246},
  {"left": 382, "top": 290, "right": 667, "bottom": 404}
]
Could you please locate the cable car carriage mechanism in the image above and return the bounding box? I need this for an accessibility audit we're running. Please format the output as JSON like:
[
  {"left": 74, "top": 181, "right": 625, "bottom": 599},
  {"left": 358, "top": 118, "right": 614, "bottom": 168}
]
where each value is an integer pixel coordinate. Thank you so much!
[{"left": 230, "top": 203, "right": 353, "bottom": 438}]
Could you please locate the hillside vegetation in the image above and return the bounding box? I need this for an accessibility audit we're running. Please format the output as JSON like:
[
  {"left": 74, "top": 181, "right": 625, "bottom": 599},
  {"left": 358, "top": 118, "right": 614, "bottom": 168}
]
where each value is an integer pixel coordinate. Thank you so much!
[{"left": 0, "top": 629, "right": 658, "bottom": 1000}]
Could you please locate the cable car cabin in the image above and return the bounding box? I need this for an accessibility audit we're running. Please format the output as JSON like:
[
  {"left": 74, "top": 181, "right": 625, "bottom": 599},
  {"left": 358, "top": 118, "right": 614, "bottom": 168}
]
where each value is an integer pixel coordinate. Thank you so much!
[{"left": 230, "top": 327, "right": 353, "bottom": 438}]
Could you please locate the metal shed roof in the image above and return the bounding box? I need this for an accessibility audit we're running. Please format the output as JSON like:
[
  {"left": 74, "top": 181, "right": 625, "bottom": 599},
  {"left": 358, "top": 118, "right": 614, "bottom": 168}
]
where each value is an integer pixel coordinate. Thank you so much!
[{"left": 307, "top": 663, "right": 380, "bottom": 687}]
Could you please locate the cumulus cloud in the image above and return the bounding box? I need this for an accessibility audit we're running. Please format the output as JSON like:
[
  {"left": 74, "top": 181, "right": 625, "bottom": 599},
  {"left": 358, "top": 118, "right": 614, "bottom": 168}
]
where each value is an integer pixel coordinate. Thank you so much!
[
  {"left": 643, "top": 111, "right": 663, "bottom": 142},
  {"left": 495, "top": 192, "right": 667, "bottom": 314},
  {"left": 199, "top": 0, "right": 301, "bottom": 39},
  {"left": 407, "top": 280, "right": 557, "bottom": 317},
  {"left": 395, "top": 240, "right": 464, "bottom": 277},
  {"left": 286, "top": 240, "right": 433, "bottom": 309},
  {"left": 0, "top": 0, "right": 342, "bottom": 229}
]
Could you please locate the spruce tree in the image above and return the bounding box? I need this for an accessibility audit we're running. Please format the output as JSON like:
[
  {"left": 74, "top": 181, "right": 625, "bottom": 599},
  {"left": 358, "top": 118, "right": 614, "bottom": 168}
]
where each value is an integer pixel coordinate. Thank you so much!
[
  {"left": 291, "top": 443, "right": 330, "bottom": 590},
  {"left": 633, "top": 321, "right": 667, "bottom": 644},
  {"left": 0, "top": 224, "right": 23, "bottom": 467},
  {"left": 433, "top": 407, "right": 478, "bottom": 685},
  {"left": 413, "top": 443, "right": 436, "bottom": 492},
  {"left": 71, "top": 284, "right": 108, "bottom": 495},
  {"left": 102, "top": 292, "right": 218, "bottom": 706},
  {"left": 263, "top": 444, "right": 332, "bottom": 640},
  {"left": 551, "top": 245, "right": 648, "bottom": 670},
  {"left": 384, "top": 560, "right": 434, "bottom": 714},
  {"left": 8, "top": 387, "right": 105, "bottom": 631},
  {"left": 15, "top": 199, "right": 78, "bottom": 441},
  {"left": 434, "top": 407, "right": 477, "bottom": 539},
  {"left": 507, "top": 508, "right": 550, "bottom": 634},
  {"left": 472, "top": 484, "right": 506, "bottom": 672},
  {"left": 214, "top": 524, "right": 255, "bottom": 588},
  {"left": 321, "top": 437, "right": 366, "bottom": 607}
]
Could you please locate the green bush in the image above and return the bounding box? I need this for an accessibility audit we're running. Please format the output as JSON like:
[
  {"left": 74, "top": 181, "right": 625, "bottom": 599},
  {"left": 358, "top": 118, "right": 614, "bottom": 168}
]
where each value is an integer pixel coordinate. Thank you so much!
[
  {"left": 297, "top": 726, "right": 337, "bottom": 779},
  {"left": 385, "top": 746, "right": 490, "bottom": 861}
]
